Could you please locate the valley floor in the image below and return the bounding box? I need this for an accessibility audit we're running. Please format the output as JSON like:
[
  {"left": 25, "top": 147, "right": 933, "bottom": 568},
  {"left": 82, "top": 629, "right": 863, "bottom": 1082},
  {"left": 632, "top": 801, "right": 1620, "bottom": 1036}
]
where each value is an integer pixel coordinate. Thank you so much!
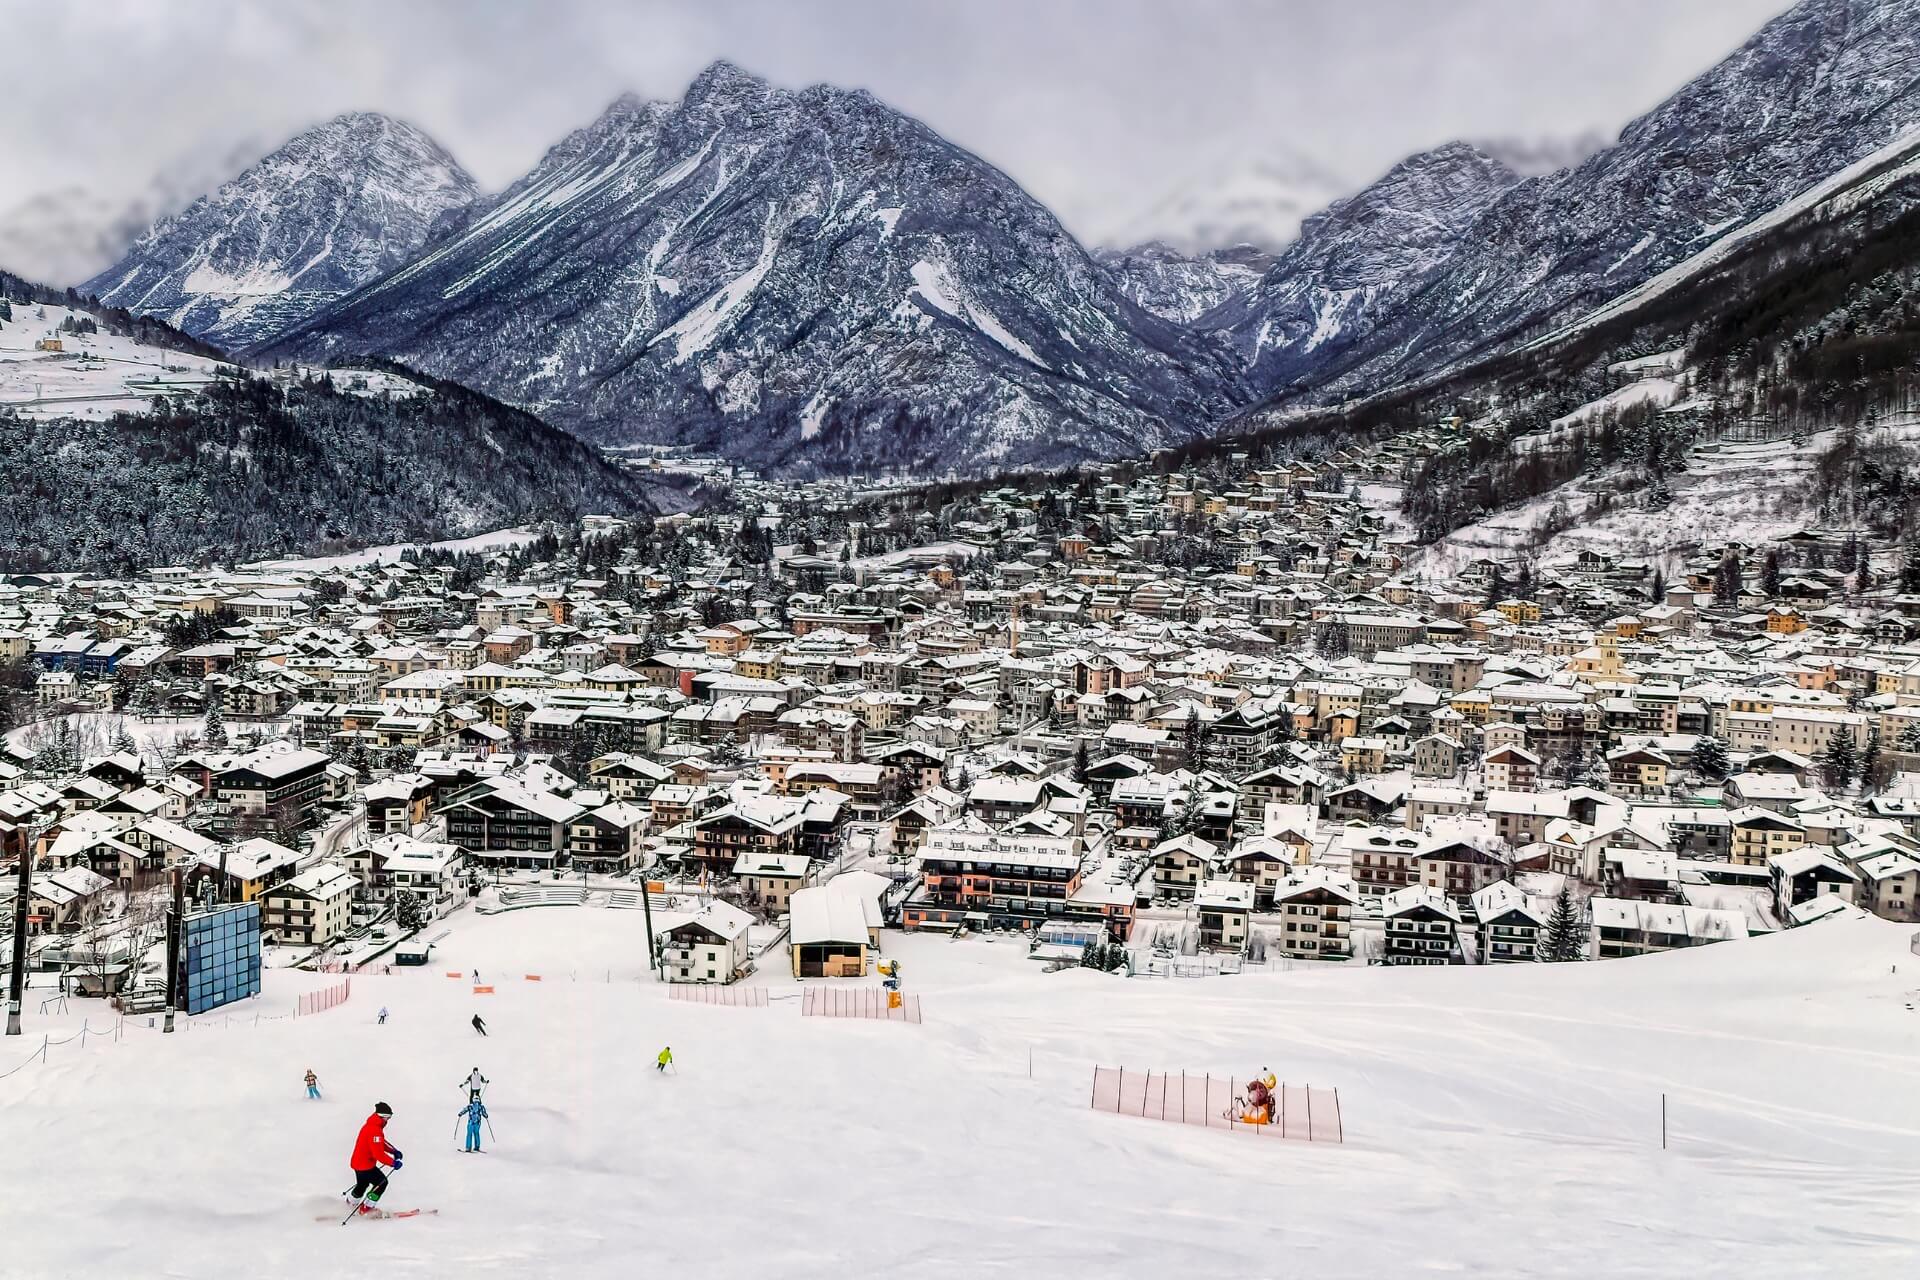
[{"left": 7, "top": 907, "right": 1920, "bottom": 1278}]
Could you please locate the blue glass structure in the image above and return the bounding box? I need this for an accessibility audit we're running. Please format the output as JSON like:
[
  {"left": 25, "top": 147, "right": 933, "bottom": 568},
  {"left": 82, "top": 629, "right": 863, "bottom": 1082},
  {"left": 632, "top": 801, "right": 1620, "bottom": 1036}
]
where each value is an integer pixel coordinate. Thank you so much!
[{"left": 180, "top": 903, "right": 262, "bottom": 1014}]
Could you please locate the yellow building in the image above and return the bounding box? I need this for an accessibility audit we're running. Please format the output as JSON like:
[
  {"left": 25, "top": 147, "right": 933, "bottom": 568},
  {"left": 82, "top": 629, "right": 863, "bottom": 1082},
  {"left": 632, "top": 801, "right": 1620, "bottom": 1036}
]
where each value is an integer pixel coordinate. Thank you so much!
[{"left": 1728, "top": 807, "right": 1805, "bottom": 867}]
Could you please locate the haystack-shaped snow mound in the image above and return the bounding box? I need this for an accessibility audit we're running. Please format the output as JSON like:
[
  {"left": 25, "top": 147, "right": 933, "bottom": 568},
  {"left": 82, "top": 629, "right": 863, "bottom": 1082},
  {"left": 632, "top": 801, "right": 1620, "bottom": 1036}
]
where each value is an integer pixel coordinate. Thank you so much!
[{"left": 8, "top": 906, "right": 1918, "bottom": 1277}]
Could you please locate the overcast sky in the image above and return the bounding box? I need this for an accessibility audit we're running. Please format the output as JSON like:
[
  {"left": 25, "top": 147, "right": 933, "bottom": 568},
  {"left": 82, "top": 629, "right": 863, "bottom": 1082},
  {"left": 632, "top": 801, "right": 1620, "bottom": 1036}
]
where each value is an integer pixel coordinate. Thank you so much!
[{"left": 6, "top": 0, "right": 1792, "bottom": 242}]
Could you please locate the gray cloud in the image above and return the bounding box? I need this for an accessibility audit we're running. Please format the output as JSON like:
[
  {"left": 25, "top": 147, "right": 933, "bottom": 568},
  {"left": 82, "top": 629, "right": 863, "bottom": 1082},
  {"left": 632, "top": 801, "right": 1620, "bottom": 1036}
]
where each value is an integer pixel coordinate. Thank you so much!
[{"left": 3, "top": 0, "right": 1792, "bottom": 243}]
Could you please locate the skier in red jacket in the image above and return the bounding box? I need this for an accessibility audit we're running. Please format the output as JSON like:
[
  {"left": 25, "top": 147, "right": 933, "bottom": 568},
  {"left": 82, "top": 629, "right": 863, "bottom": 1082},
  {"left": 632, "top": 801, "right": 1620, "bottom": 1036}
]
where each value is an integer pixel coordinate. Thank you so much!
[{"left": 347, "top": 1102, "right": 403, "bottom": 1211}]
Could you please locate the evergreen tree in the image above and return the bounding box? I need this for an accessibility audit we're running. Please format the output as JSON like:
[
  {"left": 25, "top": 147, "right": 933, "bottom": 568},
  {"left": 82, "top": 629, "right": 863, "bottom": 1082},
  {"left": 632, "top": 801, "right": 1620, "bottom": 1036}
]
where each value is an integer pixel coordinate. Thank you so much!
[
  {"left": 1648, "top": 568, "right": 1667, "bottom": 603},
  {"left": 1071, "top": 741, "right": 1090, "bottom": 785},
  {"left": 1182, "top": 715, "right": 1212, "bottom": 771},
  {"left": 1543, "top": 887, "right": 1583, "bottom": 962},
  {"left": 1823, "top": 733, "right": 1859, "bottom": 789},
  {"left": 1902, "top": 541, "right": 1920, "bottom": 594},
  {"left": 1713, "top": 552, "right": 1743, "bottom": 605},
  {"left": 1900, "top": 723, "right": 1920, "bottom": 754},
  {"left": 1760, "top": 550, "right": 1781, "bottom": 598},
  {"left": 394, "top": 889, "right": 429, "bottom": 933},
  {"left": 712, "top": 732, "right": 744, "bottom": 768},
  {"left": 203, "top": 700, "right": 229, "bottom": 749},
  {"left": 1861, "top": 729, "right": 1884, "bottom": 793},
  {"left": 1692, "top": 736, "right": 1729, "bottom": 781}
]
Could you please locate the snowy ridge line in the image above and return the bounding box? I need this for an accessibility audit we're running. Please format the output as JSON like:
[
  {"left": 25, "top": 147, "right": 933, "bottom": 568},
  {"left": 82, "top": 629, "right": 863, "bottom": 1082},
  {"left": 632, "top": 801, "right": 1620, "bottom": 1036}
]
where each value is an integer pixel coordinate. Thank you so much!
[{"left": 1524, "top": 123, "right": 1920, "bottom": 353}]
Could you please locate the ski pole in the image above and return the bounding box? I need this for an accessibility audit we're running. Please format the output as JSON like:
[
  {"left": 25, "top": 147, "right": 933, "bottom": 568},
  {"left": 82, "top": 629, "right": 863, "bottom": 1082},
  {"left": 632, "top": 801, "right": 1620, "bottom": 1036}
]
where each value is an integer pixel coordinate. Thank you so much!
[
  {"left": 453, "top": 1114, "right": 462, "bottom": 1144},
  {"left": 343, "top": 1167, "right": 397, "bottom": 1228},
  {"left": 485, "top": 1115, "right": 497, "bottom": 1142}
]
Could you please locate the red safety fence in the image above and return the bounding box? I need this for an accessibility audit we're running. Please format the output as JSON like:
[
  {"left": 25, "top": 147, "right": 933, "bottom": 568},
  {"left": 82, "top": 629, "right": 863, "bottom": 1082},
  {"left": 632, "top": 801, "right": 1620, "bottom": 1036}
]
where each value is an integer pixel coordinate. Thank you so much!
[
  {"left": 801, "top": 985, "right": 923, "bottom": 1024},
  {"left": 1089, "top": 1066, "right": 1342, "bottom": 1143},
  {"left": 668, "top": 985, "right": 770, "bottom": 1008},
  {"left": 296, "top": 977, "right": 352, "bottom": 1018}
]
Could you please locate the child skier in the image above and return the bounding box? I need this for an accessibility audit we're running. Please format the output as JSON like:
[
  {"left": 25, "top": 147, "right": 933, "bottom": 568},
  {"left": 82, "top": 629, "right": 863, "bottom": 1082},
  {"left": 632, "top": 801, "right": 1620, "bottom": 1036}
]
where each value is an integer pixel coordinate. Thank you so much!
[
  {"left": 655, "top": 1046, "right": 673, "bottom": 1073},
  {"left": 378, "top": 1007, "right": 388, "bottom": 1025},
  {"left": 458, "top": 1097, "right": 489, "bottom": 1153},
  {"left": 460, "top": 1067, "right": 489, "bottom": 1101},
  {"left": 472, "top": 1014, "right": 488, "bottom": 1037},
  {"left": 305, "top": 1069, "right": 321, "bottom": 1100},
  {"left": 346, "top": 1102, "right": 403, "bottom": 1213}
]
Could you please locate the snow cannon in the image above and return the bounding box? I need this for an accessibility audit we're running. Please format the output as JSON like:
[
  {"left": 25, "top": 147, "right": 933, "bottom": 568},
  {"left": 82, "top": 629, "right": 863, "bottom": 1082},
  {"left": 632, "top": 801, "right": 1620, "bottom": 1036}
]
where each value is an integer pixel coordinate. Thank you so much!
[{"left": 1241, "top": 1079, "right": 1275, "bottom": 1125}]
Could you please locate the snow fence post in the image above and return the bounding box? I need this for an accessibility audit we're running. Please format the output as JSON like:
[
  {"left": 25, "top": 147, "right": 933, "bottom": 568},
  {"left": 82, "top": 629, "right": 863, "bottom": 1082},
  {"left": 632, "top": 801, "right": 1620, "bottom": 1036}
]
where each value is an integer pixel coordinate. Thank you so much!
[
  {"left": 1204, "top": 1074, "right": 1211, "bottom": 1128},
  {"left": 1117, "top": 1067, "right": 1124, "bottom": 1115},
  {"left": 1160, "top": 1069, "right": 1169, "bottom": 1120},
  {"left": 1180, "top": 1072, "right": 1186, "bottom": 1124},
  {"left": 1333, "top": 1088, "right": 1343, "bottom": 1144},
  {"left": 1662, "top": 1093, "right": 1667, "bottom": 1151}
]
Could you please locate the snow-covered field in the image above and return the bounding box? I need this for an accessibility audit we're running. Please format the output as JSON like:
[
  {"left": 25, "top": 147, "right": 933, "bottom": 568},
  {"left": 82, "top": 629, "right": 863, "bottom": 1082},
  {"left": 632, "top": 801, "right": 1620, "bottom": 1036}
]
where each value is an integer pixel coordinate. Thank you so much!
[
  {"left": 247, "top": 527, "right": 542, "bottom": 572},
  {"left": 0, "top": 303, "right": 231, "bottom": 418},
  {"left": 0, "top": 302, "right": 424, "bottom": 421},
  {"left": 7, "top": 905, "right": 1920, "bottom": 1278},
  {"left": 1416, "top": 414, "right": 1920, "bottom": 577}
]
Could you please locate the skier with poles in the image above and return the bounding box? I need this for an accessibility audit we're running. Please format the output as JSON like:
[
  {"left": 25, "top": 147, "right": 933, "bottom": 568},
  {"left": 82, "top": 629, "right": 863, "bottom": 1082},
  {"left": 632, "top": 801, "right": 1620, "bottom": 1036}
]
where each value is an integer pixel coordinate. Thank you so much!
[
  {"left": 655, "top": 1045, "right": 673, "bottom": 1074},
  {"left": 457, "top": 1096, "right": 490, "bottom": 1153},
  {"left": 460, "top": 1067, "right": 489, "bottom": 1101},
  {"left": 305, "top": 1069, "right": 321, "bottom": 1100},
  {"left": 344, "top": 1102, "right": 404, "bottom": 1217},
  {"left": 378, "top": 1007, "right": 388, "bottom": 1025},
  {"left": 472, "top": 1013, "right": 488, "bottom": 1037}
]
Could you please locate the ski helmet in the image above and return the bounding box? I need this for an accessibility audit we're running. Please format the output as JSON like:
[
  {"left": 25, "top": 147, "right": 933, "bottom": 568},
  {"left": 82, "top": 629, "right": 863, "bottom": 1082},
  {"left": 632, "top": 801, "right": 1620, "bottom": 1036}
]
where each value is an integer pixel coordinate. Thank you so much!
[{"left": 374, "top": 1101, "right": 393, "bottom": 1117}]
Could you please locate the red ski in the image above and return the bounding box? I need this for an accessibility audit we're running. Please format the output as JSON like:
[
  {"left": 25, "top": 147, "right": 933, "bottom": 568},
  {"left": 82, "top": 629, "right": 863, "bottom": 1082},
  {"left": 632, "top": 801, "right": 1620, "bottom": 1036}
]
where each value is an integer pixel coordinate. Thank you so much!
[{"left": 322, "top": 1207, "right": 440, "bottom": 1224}]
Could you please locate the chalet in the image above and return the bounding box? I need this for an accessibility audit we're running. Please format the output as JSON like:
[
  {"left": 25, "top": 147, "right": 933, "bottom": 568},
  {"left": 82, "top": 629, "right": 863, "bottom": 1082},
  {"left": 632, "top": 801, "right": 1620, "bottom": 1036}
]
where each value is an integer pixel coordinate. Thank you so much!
[
  {"left": 656, "top": 901, "right": 754, "bottom": 984},
  {"left": 1270, "top": 867, "right": 1356, "bottom": 961},
  {"left": 1472, "top": 880, "right": 1545, "bottom": 963},
  {"left": 1195, "top": 879, "right": 1253, "bottom": 952},
  {"left": 1768, "top": 848, "right": 1859, "bottom": 922},
  {"left": 211, "top": 746, "right": 331, "bottom": 833},
  {"left": 442, "top": 781, "right": 585, "bottom": 866},
  {"left": 262, "top": 863, "right": 356, "bottom": 946},
  {"left": 567, "top": 801, "right": 650, "bottom": 873},
  {"left": 731, "top": 851, "right": 810, "bottom": 912},
  {"left": 1381, "top": 885, "right": 1462, "bottom": 965}
]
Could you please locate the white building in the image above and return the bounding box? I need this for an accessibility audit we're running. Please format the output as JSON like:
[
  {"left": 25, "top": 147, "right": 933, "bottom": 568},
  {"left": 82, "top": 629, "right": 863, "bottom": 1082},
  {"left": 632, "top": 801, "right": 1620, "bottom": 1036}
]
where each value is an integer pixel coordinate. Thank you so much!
[
  {"left": 655, "top": 901, "right": 754, "bottom": 984},
  {"left": 262, "top": 862, "right": 357, "bottom": 946}
]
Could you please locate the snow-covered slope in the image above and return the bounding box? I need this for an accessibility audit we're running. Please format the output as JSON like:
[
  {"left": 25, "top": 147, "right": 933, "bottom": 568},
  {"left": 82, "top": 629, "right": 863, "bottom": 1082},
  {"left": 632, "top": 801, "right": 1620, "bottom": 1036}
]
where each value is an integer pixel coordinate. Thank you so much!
[
  {"left": 1104, "top": 149, "right": 1354, "bottom": 256},
  {"left": 6, "top": 904, "right": 1920, "bottom": 1278},
  {"left": 1239, "top": 0, "right": 1920, "bottom": 404},
  {"left": 0, "top": 301, "right": 236, "bottom": 419},
  {"left": 1095, "top": 242, "right": 1271, "bottom": 324},
  {"left": 83, "top": 114, "right": 477, "bottom": 350},
  {"left": 267, "top": 63, "right": 1241, "bottom": 477},
  {"left": 1206, "top": 142, "right": 1522, "bottom": 386}
]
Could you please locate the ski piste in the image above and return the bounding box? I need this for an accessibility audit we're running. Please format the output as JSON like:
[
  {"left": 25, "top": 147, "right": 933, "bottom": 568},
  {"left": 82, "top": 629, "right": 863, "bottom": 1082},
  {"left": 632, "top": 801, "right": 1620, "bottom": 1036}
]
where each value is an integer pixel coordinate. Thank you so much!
[{"left": 325, "top": 1207, "right": 439, "bottom": 1224}]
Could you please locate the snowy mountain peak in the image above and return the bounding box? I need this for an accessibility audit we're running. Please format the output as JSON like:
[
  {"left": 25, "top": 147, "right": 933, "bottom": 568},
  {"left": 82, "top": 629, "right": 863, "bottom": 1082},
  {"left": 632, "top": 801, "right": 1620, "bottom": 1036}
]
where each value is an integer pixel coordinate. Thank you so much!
[
  {"left": 684, "top": 58, "right": 775, "bottom": 105},
  {"left": 1237, "top": 0, "right": 1920, "bottom": 404},
  {"left": 266, "top": 63, "right": 1243, "bottom": 476},
  {"left": 83, "top": 112, "right": 478, "bottom": 350}
]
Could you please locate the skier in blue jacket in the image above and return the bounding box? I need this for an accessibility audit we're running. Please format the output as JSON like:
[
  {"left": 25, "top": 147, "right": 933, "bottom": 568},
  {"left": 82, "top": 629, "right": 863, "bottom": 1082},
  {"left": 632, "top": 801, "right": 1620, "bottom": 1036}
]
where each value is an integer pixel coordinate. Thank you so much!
[{"left": 459, "top": 1097, "right": 489, "bottom": 1153}]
